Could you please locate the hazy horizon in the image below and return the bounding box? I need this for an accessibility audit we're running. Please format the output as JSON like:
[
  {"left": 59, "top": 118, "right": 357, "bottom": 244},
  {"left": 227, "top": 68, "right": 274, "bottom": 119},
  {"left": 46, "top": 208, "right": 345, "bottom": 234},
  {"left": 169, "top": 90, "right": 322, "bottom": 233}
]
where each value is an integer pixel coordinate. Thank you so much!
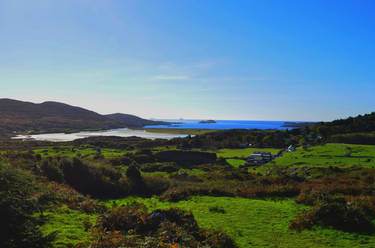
[{"left": 1, "top": 0, "right": 374, "bottom": 121}]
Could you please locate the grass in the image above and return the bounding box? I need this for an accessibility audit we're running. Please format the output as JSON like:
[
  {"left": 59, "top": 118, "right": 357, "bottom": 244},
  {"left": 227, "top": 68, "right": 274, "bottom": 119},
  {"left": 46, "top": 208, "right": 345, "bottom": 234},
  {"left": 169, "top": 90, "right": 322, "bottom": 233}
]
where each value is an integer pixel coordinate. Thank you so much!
[
  {"left": 33, "top": 146, "right": 129, "bottom": 159},
  {"left": 272, "top": 143, "right": 375, "bottom": 168},
  {"left": 104, "top": 196, "right": 375, "bottom": 248},
  {"left": 226, "top": 158, "right": 247, "bottom": 168},
  {"left": 39, "top": 205, "right": 97, "bottom": 248}
]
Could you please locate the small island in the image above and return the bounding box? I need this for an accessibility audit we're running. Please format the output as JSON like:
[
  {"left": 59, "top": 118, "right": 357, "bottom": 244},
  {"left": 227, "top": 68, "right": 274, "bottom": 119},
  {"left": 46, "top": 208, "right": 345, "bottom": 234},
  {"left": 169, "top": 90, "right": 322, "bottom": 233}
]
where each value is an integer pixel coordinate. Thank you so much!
[{"left": 199, "top": 119, "right": 216, "bottom": 124}]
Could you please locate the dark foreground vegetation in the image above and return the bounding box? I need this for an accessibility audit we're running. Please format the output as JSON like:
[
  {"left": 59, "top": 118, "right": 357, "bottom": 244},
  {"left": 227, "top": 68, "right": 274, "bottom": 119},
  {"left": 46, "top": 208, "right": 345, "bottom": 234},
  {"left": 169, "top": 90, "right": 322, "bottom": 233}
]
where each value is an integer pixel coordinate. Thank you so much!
[{"left": 2, "top": 111, "right": 375, "bottom": 247}]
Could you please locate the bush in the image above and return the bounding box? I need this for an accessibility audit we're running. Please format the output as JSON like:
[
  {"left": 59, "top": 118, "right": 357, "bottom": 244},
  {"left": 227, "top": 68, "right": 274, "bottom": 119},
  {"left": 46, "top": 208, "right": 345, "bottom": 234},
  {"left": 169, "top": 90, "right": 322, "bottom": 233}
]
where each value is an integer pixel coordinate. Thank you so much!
[
  {"left": 110, "top": 156, "right": 133, "bottom": 166},
  {"left": 40, "top": 159, "right": 64, "bottom": 183},
  {"left": 154, "top": 150, "right": 217, "bottom": 166},
  {"left": 93, "top": 205, "right": 238, "bottom": 248},
  {"left": 140, "top": 162, "right": 179, "bottom": 173},
  {"left": 132, "top": 154, "right": 156, "bottom": 164},
  {"left": 90, "top": 227, "right": 137, "bottom": 248},
  {"left": 143, "top": 175, "right": 170, "bottom": 195},
  {"left": 0, "top": 164, "right": 55, "bottom": 248},
  {"left": 201, "top": 229, "right": 238, "bottom": 248},
  {"left": 60, "top": 157, "right": 127, "bottom": 198},
  {"left": 290, "top": 197, "right": 374, "bottom": 233},
  {"left": 237, "top": 184, "right": 300, "bottom": 198},
  {"left": 160, "top": 184, "right": 234, "bottom": 202},
  {"left": 97, "top": 204, "right": 148, "bottom": 233}
]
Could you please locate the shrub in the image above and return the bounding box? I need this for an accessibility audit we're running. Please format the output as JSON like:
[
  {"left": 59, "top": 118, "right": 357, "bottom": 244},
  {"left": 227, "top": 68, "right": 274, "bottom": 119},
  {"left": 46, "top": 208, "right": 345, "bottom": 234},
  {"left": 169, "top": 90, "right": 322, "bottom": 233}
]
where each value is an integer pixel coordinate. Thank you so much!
[
  {"left": 97, "top": 204, "right": 148, "bottom": 233},
  {"left": 132, "top": 153, "right": 156, "bottom": 164},
  {"left": 110, "top": 156, "right": 133, "bottom": 166},
  {"left": 154, "top": 150, "right": 217, "bottom": 166},
  {"left": 237, "top": 184, "right": 300, "bottom": 198},
  {"left": 201, "top": 229, "right": 238, "bottom": 248},
  {"left": 160, "top": 184, "right": 234, "bottom": 202},
  {"left": 0, "top": 164, "right": 55, "bottom": 248},
  {"left": 290, "top": 197, "right": 374, "bottom": 233},
  {"left": 89, "top": 227, "right": 137, "bottom": 248},
  {"left": 140, "top": 162, "right": 179, "bottom": 173},
  {"left": 60, "top": 157, "right": 126, "bottom": 198},
  {"left": 79, "top": 200, "right": 107, "bottom": 214},
  {"left": 93, "top": 205, "right": 238, "bottom": 248},
  {"left": 40, "top": 159, "right": 64, "bottom": 183},
  {"left": 143, "top": 175, "right": 170, "bottom": 195}
]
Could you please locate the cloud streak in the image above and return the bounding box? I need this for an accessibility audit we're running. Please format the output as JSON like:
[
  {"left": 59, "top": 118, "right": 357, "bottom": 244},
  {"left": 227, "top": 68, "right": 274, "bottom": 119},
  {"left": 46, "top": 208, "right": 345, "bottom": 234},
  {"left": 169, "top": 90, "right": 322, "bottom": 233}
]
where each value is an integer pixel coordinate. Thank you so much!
[{"left": 152, "top": 75, "right": 190, "bottom": 81}]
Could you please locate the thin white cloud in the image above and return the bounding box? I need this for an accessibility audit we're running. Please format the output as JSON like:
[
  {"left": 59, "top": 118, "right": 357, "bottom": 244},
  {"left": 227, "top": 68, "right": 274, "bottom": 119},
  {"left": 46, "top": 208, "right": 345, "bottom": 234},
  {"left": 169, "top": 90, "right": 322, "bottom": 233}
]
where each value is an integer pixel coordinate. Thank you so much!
[{"left": 152, "top": 75, "right": 189, "bottom": 81}]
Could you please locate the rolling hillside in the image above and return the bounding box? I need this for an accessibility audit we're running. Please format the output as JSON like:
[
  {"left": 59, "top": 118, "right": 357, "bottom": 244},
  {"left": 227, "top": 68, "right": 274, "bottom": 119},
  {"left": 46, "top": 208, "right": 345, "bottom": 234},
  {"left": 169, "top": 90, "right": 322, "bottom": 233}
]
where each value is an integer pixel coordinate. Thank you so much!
[
  {"left": 0, "top": 99, "right": 170, "bottom": 135},
  {"left": 105, "top": 113, "right": 171, "bottom": 128}
]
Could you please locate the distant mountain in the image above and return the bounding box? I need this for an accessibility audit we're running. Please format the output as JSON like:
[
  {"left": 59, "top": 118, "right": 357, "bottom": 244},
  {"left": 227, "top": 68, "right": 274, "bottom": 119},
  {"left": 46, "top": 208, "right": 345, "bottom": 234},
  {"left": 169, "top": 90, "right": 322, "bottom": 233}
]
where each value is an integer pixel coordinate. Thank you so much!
[
  {"left": 0, "top": 99, "right": 171, "bottom": 135},
  {"left": 0, "top": 99, "right": 120, "bottom": 133},
  {"left": 105, "top": 113, "right": 172, "bottom": 128}
]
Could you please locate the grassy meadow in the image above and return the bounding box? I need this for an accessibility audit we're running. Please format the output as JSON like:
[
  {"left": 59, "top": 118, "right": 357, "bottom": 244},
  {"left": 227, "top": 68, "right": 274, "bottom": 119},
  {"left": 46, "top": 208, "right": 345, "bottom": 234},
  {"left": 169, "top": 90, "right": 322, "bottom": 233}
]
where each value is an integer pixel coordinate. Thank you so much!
[
  {"left": 5, "top": 139, "right": 375, "bottom": 248},
  {"left": 271, "top": 143, "right": 375, "bottom": 168},
  {"left": 101, "top": 196, "right": 375, "bottom": 248}
]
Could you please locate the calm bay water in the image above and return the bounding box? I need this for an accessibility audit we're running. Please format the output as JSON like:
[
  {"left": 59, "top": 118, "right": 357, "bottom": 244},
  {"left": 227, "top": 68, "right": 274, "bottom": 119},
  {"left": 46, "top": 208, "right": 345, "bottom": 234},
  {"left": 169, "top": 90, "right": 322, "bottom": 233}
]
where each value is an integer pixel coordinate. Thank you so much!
[
  {"left": 145, "top": 119, "right": 297, "bottom": 130},
  {"left": 12, "top": 120, "right": 300, "bottom": 142}
]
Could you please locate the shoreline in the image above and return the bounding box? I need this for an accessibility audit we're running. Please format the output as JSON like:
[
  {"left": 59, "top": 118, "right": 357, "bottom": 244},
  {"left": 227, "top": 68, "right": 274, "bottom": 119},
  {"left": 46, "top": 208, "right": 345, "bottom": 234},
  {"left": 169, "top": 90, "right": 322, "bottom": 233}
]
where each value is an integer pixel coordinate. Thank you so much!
[{"left": 12, "top": 128, "right": 190, "bottom": 142}]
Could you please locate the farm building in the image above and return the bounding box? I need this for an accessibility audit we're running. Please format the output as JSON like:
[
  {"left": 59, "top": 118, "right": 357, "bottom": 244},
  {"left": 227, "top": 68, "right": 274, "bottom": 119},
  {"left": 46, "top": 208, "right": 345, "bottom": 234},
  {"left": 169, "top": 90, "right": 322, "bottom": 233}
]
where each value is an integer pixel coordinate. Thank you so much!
[{"left": 246, "top": 152, "right": 273, "bottom": 166}]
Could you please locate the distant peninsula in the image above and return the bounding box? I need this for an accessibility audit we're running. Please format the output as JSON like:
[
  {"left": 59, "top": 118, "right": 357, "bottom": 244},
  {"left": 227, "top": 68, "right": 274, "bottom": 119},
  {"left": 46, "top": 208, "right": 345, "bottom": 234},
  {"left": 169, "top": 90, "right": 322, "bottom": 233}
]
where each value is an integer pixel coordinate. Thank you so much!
[{"left": 199, "top": 120, "right": 216, "bottom": 124}]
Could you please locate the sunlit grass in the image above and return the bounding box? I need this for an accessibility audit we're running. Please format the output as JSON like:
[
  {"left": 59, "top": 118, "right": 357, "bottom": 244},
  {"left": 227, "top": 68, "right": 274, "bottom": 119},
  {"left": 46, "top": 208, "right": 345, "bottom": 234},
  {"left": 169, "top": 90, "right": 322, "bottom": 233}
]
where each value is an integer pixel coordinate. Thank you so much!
[
  {"left": 104, "top": 196, "right": 375, "bottom": 248},
  {"left": 39, "top": 205, "right": 97, "bottom": 248},
  {"left": 272, "top": 143, "right": 375, "bottom": 168}
]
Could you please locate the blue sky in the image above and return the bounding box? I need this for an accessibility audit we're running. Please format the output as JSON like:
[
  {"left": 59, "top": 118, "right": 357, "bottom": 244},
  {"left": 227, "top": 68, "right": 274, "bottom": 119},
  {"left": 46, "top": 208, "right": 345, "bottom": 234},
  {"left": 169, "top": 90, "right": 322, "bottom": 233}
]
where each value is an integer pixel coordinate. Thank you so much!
[{"left": 0, "top": 0, "right": 374, "bottom": 121}]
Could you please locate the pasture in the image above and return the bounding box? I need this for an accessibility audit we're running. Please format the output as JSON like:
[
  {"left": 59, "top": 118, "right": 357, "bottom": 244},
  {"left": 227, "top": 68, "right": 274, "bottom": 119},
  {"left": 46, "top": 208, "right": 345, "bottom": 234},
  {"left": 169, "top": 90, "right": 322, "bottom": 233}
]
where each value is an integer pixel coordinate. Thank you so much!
[
  {"left": 103, "top": 196, "right": 375, "bottom": 248},
  {"left": 272, "top": 144, "right": 375, "bottom": 168}
]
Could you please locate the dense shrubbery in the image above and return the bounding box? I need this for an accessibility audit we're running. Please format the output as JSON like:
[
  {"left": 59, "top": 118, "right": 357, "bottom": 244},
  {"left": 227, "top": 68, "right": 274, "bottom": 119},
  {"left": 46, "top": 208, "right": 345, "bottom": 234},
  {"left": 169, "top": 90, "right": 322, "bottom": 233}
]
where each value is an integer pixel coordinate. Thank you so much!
[
  {"left": 329, "top": 132, "right": 375, "bottom": 145},
  {"left": 170, "top": 129, "right": 303, "bottom": 149},
  {"left": 160, "top": 183, "right": 235, "bottom": 202},
  {"left": 91, "top": 203, "right": 238, "bottom": 248},
  {"left": 289, "top": 169, "right": 375, "bottom": 233},
  {"left": 0, "top": 163, "right": 55, "bottom": 248},
  {"left": 295, "top": 171, "right": 375, "bottom": 206},
  {"left": 140, "top": 162, "right": 179, "bottom": 172},
  {"left": 154, "top": 150, "right": 217, "bottom": 165},
  {"left": 60, "top": 157, "right": 127, "bottom": 198},
  {"left": 39, "top": 158, "right": 171, "bottom": 198},
  {"left": 40, "top": 159, "right": 64, "bottom": 183},
  {"left": 290, "top": 197, "right": 375, "bottom": 233}
]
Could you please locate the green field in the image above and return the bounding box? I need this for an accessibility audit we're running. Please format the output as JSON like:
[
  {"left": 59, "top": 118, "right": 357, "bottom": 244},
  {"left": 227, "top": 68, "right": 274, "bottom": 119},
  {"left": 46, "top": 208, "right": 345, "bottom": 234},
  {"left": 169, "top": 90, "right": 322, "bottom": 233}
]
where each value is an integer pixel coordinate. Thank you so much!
[
  {"left": 226, "top": 158, "right": 247, "bottom": 168},
  {"left": 31, "top": 143, "right": 375, "bottom": 247},
  {"left": 272, "top": 144, "right": 375, "bottom": 168},
  {"left": 103, "top": 196, "right": 375, "bottom": 248},
  {"left": 39, "top": 206, "right": 97, "bottom": 248},
  {"left": 33, "top": 146, "right": 129, "bottom": 159}
]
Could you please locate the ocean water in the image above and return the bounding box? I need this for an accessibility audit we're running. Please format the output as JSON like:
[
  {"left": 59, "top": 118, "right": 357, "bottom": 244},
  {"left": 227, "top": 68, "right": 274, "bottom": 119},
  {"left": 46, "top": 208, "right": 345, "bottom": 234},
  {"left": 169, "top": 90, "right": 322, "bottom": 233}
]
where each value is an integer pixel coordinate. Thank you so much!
[
  {"left": 12, "top": 120, "right": 301, "bottom": 142},
  {"left": 145, "top": 119, "right": 297, "bottom": 130}
]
